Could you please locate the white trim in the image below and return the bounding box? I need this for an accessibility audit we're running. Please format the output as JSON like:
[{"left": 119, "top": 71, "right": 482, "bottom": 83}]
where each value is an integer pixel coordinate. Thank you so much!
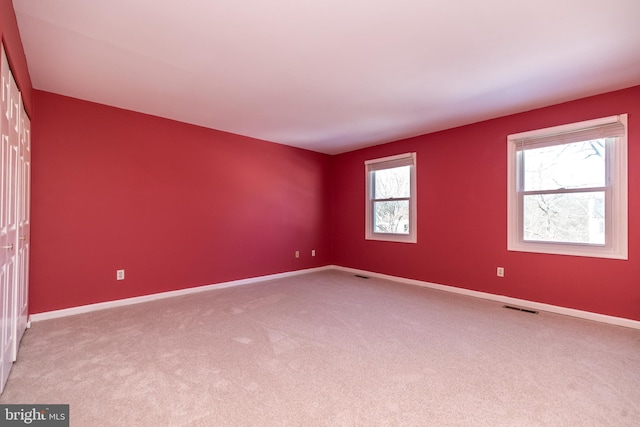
[
  {"left": 29, "top": 265, "right": 640, "bottom": 330},
  {"left": 29, "top": 266, "right": 333, "bottom": 323},
  {"left": 507, "top": 114, "right": 628, "bottom": 259},
  {"left": 365, "top": 152, "right": 417, "bottom": 243},
  {"left": 331, "top": 266, "right": 640, "bottom": 330}
]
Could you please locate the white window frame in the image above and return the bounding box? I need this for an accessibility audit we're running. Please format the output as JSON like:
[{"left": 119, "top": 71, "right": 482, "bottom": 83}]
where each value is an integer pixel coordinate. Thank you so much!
[
  {"left": 507, "top": 114, "right": 628, "bottom": 259},
  {"left": 365, "top": 152, "right": 417, "bottom": 243}
]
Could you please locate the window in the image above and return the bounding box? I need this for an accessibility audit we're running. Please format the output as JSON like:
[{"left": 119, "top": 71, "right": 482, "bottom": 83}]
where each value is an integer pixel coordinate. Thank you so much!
[
  {"left": 507, "top": 115, "right": 628, "bottom": 259},
  {"left": 365, "top": 153, "right": 416, "bottom": 243}
]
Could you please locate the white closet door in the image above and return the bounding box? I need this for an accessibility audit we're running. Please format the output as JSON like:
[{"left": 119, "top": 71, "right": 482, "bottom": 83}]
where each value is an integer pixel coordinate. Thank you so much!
[
  {"left": 0, "top": 46, "right": 20, "bottom": 394},
  {"left": 15, "top": 99, "right": 30, "bottom": 350}
]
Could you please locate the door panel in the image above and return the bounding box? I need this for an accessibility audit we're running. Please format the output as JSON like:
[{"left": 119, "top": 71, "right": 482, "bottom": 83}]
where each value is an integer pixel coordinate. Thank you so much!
[
  {"left": 0, "top": 46, "right": 16, "bottom": 394},
  {"left": 0, "top": 46, "right": 22, "bottom": 394},
  {"left": 15, "top": 102, "right": 30, "bottom": 347}
]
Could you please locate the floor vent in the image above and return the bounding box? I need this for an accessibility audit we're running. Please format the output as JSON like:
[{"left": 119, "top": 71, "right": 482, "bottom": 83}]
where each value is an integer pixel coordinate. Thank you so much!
[
  {"left": 503, "top": 305, "right": 538, "bottom": 314},
  {"left": 355, "top": 274, "right": 369, "bottom": 279}
]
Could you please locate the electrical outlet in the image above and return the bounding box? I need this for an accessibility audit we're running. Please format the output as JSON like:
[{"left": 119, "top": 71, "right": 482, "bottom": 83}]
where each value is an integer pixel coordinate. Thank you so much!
[
  {"left": 117, "top": 269, "right": 125, "bottom": 280},
  {"left": 311, "top": 249, "right": 316, "bottom": 257},
  {"left": 295, "top": 251, "right": 300, "bottom": 258},
  {"left": 497, "top": 267, "right": 504, "bottom": 277}
]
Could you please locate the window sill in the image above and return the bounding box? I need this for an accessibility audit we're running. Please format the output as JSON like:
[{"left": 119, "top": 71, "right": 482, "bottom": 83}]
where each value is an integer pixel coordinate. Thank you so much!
[
  {"left": 508, "top": 241, "right": 627, "bottom": 260},
  {"left": 366, "top": 233, "right": 417, "bottom": 244}
]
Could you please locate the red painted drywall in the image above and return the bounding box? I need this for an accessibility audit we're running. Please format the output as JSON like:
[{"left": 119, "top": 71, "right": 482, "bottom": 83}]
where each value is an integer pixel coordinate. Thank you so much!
[
  {"left": 331, "top": 86, "right": 640, "bottom": 321},
  {"left": 30, "top": 91, "right": 332, "bottom": 313},
  {"left": 0, "top": 0, "right": 33, "bottom": 114},
  {"left": 31, "top": 86, "right": 640, "bottom": 320}
]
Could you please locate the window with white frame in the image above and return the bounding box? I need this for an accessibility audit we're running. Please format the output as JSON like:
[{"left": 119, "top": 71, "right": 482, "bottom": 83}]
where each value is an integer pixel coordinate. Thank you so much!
[
  {"left": 507, "top": 114, "right": 628, "bottom": 259},
  {"left": 365, "top": 153, "right": 416, "bottom": 243}
]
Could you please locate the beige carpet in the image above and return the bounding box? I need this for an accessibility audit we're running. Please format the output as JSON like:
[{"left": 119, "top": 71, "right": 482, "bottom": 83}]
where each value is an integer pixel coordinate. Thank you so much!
[{"left": 1, "top": 270, "right": 639, "bottom": 426}]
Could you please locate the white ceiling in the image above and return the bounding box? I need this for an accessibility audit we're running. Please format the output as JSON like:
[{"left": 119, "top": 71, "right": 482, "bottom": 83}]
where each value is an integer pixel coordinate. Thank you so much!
[{"left": 13, "top": 0, "right": 640, "bottom": 154}]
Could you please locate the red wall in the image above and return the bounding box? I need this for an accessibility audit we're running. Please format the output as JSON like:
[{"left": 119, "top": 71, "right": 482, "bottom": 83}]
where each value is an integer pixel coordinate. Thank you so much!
[
  {"left": 331, "top": 86, "right": 640, "bottom": 321},
  {"left": 29, "top": 86, "right": 640, "bottom": 320},
  {"left": 30, "top": 91, "right": 332, "bottom": 313},
  {"left": 0, "top": 0, "right": 32, "bottom": 114}
]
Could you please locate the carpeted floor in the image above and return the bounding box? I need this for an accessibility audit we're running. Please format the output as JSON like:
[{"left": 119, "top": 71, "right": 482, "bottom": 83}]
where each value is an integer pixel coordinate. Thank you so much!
[{"left": 1, "top": 270, "right": 639, "bottom": 426}]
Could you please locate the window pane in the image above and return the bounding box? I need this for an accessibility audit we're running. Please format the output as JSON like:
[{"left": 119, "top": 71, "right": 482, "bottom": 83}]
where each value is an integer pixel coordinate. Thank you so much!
[
  {"left": 374, "top": 200, "right": 409, "bottom": 234},
  {"left": 523, "top": 139, "right": 606, "bottom": 191},
  {"left": 374, "top": 166, "right": 410, "bottom": 199},
  {"left": 523, "top": 191, "right": 605, "bottom": 244}
]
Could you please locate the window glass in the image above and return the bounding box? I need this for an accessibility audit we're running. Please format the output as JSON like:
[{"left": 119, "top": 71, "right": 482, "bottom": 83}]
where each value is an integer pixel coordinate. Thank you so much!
[
  {"left": 374, "top": 200, "right": 410, "bottom": 234},
  {"left": 374, "top": 166, "right": 410, "bottom": 199},
  {"left": 523, "top": 191, "right": 605, "bottom": 244},
  {"left": 523, "top": 140, "right": 606, "bottom": 191}
]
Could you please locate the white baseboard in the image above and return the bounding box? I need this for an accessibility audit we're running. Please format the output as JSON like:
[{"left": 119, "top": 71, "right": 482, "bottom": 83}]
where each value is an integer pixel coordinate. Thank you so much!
[
  {"left": 331, "top": 265, "right": 640, "bottom": 330},
  {"left": 29, "top": 266, "right": 333, "bottom": 323},
  {"left": 29, "top": 264, "right": 640, "bottom": 330}
]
